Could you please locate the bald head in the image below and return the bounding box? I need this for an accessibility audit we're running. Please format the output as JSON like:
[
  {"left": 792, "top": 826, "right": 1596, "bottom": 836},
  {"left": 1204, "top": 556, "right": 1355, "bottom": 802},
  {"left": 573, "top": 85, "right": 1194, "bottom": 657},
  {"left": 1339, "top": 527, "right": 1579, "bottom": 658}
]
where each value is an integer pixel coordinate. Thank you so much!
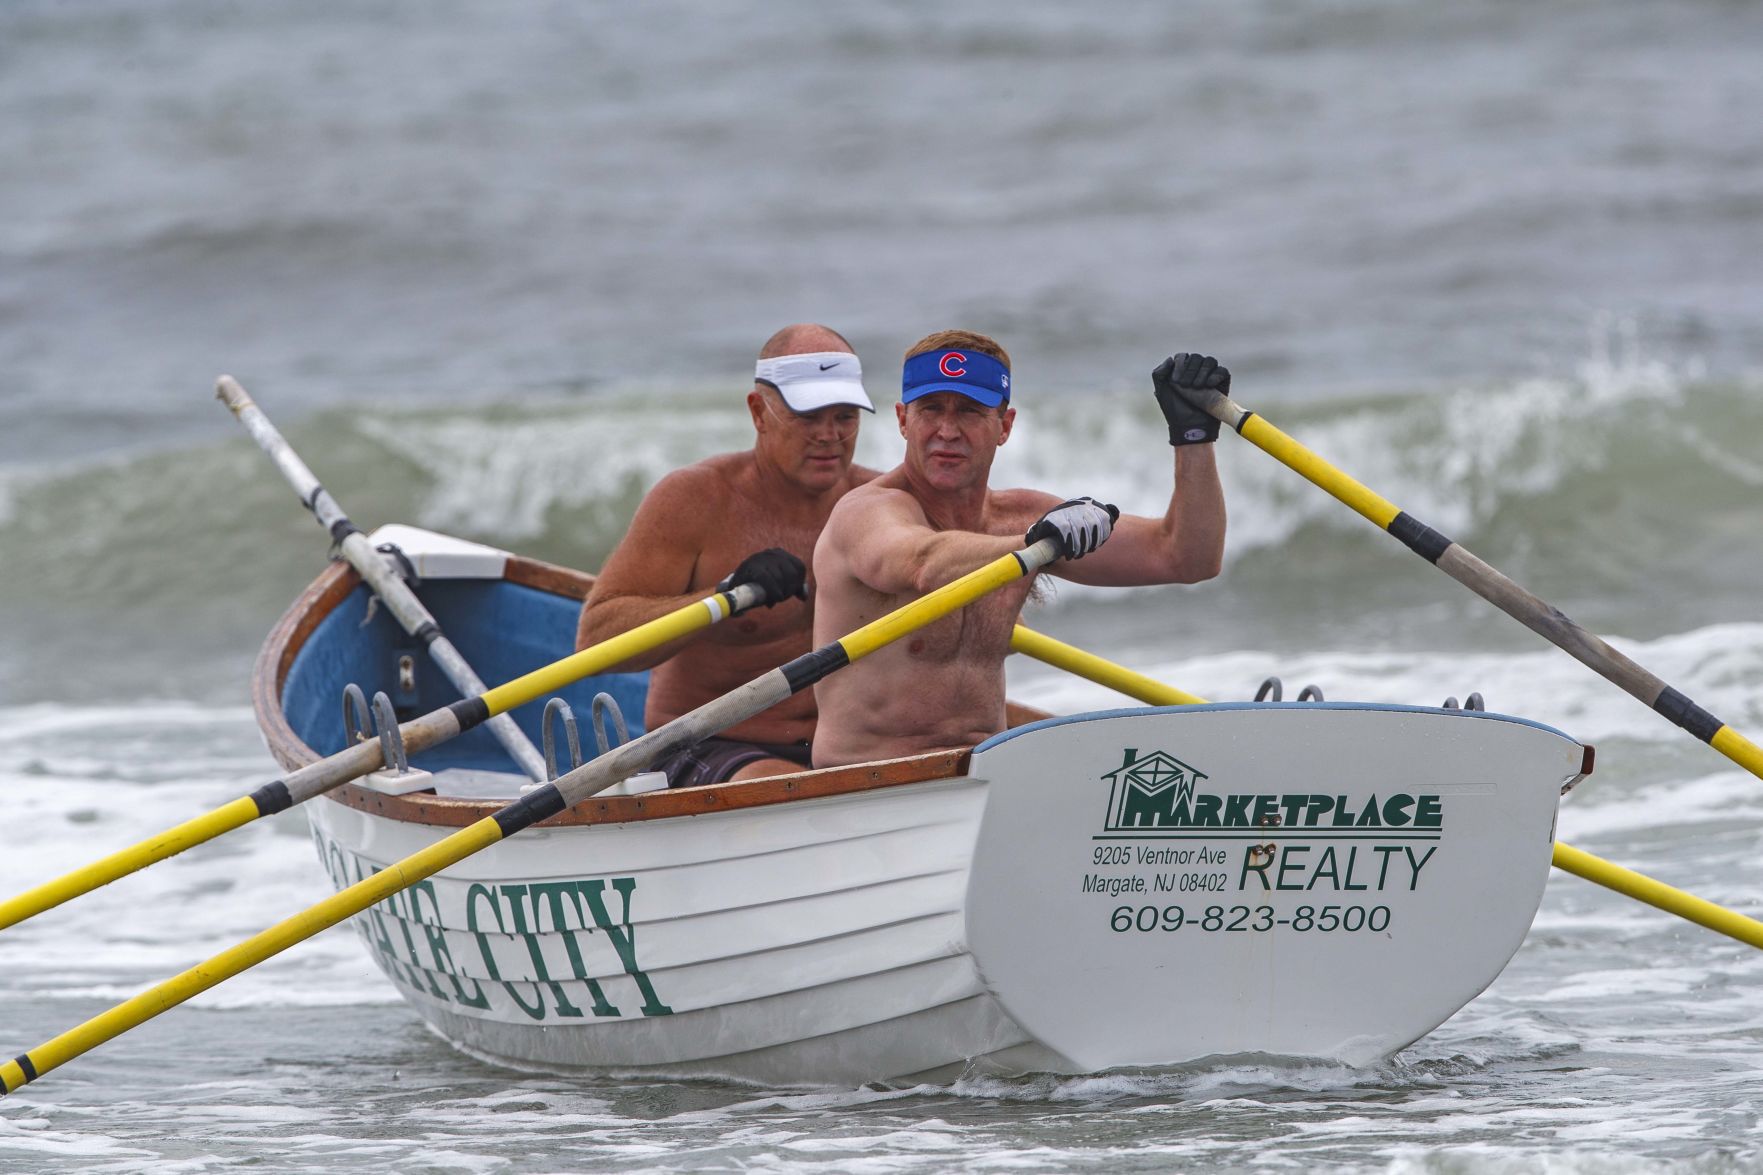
[{"left": 758, "top": 323, "right": 854, "bottom": 361}]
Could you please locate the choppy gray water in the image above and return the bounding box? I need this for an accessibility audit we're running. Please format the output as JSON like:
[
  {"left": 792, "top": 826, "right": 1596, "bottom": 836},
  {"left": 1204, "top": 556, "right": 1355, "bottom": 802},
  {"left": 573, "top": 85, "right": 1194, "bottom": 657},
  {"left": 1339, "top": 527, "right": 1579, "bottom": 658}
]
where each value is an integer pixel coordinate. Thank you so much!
[{"left": 3, "top": 1, "right": 1763, "bottom": 1171}]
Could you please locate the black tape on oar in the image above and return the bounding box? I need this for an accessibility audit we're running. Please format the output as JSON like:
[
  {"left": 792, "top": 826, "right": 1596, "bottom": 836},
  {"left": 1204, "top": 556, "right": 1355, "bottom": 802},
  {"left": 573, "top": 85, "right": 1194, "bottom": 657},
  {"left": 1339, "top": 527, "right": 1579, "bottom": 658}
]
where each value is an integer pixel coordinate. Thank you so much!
[
  {"left": 449, "top": 697, "right": 490, "bottom": 730},
  {"left": 781, "top": 645, "right": 851, "bottom": 694},
  {"left": 328, "top": 518, "right": 362, "bottom": 545},
  {"left": 13, "top": 1053, "right": 37, "bottom": 1082},
  {"left": 1654, "top": 687, "right": 1722, "bottom": 745},
  {"left": 1388, "top": 512, "right": 1452, "bottom": 564},
  {"left": 248, "top": 780, "right": 294, "bottom": 817},
  {"left": 413, "top": 621, "right": 440, "bottom": 646},
  {"left": 491, "top": 783, "right": 568, "bottom": 836}
]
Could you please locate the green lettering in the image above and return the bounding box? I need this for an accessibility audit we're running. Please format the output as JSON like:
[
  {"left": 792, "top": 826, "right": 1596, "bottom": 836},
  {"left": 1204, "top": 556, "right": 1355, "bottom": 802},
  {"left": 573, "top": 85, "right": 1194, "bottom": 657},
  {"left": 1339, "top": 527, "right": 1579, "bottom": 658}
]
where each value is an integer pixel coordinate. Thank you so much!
[
  {"left": 1331, "top": 794, "right": 1354, "bottom": 827},
  {"left": 501, "top": 883, "right": 584, "bottom": 1019},
  {"left": 1374, "top": 845, "right": 1402, "bottom": 888},
  {"left": 527, "top": 881, "right": 617, "bottom": 1017},
  {"left": 411, "top": 882, "right": 489, "bottom": 1009},
  {"left": 1239, "top": 847, "right": 1272, "bottom": 890},
  {"left": 1382, "top": 794, "right": 1414, "bottom": 827},
  {"left": 1275, "top": 845, "right": 1311, "bottom": 891},
  {"left": 1340, "top": 845, "right": 1368, "bottom": 891},
  {"left": 1223, "top": 793, "right": 1253, "bottom": 826},
  {"left": 1356, "top": 796, "right": 1382, "bottom": 827},
  {"left": 1415, "top": 795, "right": 1443, "bottom": 828},
  {"left": 1307, "top": 845, "right": 1340, "bottom": 890},
  {"left": 580, "top": 878, "right": 674, "bottom": 1016},
  {"left": 1404, "top": 846, "right": 1438, "bottom": 890},
  {"left": 466, "top": 883, "right": 506, "bottom": 980},
  {"left": 1191, "top": 793, "right": 1221, "bottom": 827}
]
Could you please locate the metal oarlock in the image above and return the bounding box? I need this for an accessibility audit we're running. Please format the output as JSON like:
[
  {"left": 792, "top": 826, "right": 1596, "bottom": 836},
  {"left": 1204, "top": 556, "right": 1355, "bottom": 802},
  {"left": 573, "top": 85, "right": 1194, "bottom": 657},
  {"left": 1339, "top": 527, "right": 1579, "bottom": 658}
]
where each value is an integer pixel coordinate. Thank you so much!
[
  {"left": 1252, "top": 677, "right": 1325, "bottom": 702},
  {"left": 342, "top": 683, "right": 372, "bottom": 745},
  {"left": 372, "top": 692, "right": 408, "bottom": 775},
  {"left": 591, "top": 692, "right": 631, "bottom": 755},
  {"left": 543, "top": 698, "right": 584, "bottom": 782},
  {"left": 341, "top": 682, "right": 429, "bottom": 795},
  {"left": 1442, "top": 693, "right": 1487, "bottom": 712}
]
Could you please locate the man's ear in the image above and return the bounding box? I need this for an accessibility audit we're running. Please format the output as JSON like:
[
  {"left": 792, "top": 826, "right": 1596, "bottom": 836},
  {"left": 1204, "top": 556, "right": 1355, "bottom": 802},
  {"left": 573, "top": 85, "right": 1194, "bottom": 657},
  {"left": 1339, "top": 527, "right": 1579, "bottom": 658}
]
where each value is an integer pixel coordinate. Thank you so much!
[
  {"left": 997, "top": 405, "right": 1017, "bottom": 445},
  {"left": 748, "top": 387, "right": 769, "bottom": 432},
  {"left": 895, "top": 401, "right": 908, "bottom": 437}
]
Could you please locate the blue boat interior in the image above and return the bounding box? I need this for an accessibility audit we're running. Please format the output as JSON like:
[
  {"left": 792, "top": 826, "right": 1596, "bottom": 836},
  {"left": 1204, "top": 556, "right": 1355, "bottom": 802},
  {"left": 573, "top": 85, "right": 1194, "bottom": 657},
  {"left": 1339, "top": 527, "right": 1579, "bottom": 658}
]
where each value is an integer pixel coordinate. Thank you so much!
[{"left": 281, "top": 579, "right": 650, "bottom": 774}]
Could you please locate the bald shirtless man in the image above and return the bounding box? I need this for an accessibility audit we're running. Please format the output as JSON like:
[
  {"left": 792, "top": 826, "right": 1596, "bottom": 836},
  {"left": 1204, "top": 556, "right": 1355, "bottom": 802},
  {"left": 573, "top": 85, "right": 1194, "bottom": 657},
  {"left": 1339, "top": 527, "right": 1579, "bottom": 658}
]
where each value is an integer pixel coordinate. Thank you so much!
[
  {"left": 578, "top": 324, "right": 878, "bottom": 786},
  {"left": 811, "top": 329, "right": 1228, "bottom": 768}
]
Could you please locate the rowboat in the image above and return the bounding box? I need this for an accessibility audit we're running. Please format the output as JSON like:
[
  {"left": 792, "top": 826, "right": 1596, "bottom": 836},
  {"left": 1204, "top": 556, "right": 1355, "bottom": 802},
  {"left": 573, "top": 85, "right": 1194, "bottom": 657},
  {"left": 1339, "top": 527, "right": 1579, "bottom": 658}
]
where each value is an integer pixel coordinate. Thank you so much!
[{"left": 254, "top": 525, "right": 1593, "bottom": 1086}]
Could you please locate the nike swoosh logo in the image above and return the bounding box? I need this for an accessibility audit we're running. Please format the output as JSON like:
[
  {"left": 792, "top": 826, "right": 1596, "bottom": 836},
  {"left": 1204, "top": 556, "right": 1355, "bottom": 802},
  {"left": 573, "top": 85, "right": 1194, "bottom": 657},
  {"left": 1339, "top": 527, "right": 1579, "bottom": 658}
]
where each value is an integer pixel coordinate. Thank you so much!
[{"left": 819, "top": 362, "right": 839, "bottom": 371}]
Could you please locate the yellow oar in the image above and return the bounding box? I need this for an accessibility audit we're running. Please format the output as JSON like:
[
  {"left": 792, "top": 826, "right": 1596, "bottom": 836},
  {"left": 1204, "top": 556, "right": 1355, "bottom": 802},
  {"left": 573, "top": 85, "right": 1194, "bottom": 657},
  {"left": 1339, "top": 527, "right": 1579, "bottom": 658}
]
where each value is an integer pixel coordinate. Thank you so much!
[
  {"left": 0, "top": 582, "right": 765, "bottom": 933},
  {"left": 0, "top": 539, "right": 1060, "bottom": 1096},
  {"left": 1179, "top": 386, "right": 1763, "bottom": 784},
  {"left": 1010, "top": 625, "right": 1763, "bottom": 951}
]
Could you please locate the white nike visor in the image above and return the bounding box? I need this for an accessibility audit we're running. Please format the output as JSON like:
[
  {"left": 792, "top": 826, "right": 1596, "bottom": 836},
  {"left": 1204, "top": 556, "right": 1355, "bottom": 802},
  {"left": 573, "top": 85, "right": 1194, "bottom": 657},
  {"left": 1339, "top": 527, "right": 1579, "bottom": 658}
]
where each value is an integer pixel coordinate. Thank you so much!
[{"left": 754, "top": 351, "right": 875, "bottom": 413}]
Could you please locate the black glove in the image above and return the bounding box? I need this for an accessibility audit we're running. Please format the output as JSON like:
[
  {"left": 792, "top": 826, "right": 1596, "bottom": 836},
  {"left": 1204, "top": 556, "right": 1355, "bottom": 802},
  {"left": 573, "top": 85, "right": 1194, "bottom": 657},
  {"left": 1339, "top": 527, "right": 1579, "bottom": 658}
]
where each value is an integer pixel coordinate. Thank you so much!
[
  {"left": 1152, "top": 353, "right": 1229, "bottom": 446},
  {"left": 716, "top": 548, "right": 807, "bottom": 608},
  {"left": 1025, "top": 497, "right": 1121, "bottom": 560}
]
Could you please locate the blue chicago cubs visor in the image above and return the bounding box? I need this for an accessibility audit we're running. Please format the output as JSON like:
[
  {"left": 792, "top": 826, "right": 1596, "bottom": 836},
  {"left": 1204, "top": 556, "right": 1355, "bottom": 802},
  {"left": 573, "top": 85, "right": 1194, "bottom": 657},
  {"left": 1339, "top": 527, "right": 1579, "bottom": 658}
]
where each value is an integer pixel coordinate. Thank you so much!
[{"left": 902, "top": 349, "right": 1011, "bottom": 407}]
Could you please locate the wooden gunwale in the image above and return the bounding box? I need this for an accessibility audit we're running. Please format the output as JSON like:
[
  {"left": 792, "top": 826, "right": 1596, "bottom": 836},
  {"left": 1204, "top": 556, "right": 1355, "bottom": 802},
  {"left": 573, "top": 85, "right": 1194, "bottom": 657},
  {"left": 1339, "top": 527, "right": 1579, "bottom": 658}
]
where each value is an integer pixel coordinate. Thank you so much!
[{"left": 252, "top": 554, "right": 974, "bottom": 830}]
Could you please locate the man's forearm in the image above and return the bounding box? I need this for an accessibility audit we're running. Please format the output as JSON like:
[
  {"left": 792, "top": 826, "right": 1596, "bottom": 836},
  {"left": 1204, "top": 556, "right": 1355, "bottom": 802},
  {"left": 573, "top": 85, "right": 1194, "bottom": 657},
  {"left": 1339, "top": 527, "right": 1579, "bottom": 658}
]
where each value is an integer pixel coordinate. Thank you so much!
[
  {"left": 909, "top": 530, "right": 1024, "bottom": 594},
  {"left": 575, "top": 590, "right": 713, "bottom": 668},
  {"left": 1167, "top": 444, "right": 1226, "bottom": 581}
]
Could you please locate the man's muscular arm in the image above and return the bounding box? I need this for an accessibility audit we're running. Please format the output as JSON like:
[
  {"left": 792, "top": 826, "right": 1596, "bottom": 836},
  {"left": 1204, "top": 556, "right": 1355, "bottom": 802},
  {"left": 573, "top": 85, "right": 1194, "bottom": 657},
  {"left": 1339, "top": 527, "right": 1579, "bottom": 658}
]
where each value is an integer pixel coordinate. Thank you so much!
[
  {"left": 1040, "top": 354, "right": 1228, "bottom": 587},
  {"left": 577, "top": 468, "right": 717, "bottom": 668},
  {"left": 829, "top": 489, "right": 1022, "bottom": 597}
]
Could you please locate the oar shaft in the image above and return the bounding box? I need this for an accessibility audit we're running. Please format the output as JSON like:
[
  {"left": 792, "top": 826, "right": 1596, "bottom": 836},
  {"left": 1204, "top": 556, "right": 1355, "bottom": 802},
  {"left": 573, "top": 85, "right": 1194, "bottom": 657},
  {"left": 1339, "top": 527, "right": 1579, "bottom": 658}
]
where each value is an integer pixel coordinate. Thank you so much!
[
  {"left": 1198, "top": 391, "right": 1763, "bottom": 784},
  {"left": 0, "top": 584, "right": 759, "bottom": 930},
  {"left": 1010, "top": 627, "right": 1763, "bottom": 953},
  {"left": 0, "top": 798, "right": 257, "bottom": 932},
  {"left": 2, "top": 815, "right": 506, "bottom": 1095},
  {"left": 217, "top": 376, "right": 547, "bottom": 781},
  {"left": 1, "top": 542, "right": 1055, "bottom": 1095},
  {"left": 1551, "top": 843, "right": 1763, "bottom": 949},
  {"left": 1010, "top": 627, "right": 1205, "bottom": 707}
]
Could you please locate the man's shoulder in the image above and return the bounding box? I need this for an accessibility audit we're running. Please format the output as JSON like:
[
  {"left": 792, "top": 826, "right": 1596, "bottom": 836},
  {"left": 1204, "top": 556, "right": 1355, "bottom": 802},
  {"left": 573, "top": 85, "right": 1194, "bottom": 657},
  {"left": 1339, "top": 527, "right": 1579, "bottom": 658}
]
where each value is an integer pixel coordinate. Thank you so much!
[
  {"left": 823, "top": 473, "right": 918, "bottom": 532},
  {"left": 642, "top": 453, "right": 747, "bottom": 500}
]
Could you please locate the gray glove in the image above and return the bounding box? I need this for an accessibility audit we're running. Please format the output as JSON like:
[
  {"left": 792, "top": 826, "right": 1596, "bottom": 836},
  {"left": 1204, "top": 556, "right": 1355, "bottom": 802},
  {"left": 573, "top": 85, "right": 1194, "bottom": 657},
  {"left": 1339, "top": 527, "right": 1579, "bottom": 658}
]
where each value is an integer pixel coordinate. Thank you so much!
[{"left": 1025, "top": 497, "right": 1121, "bottom": 560}]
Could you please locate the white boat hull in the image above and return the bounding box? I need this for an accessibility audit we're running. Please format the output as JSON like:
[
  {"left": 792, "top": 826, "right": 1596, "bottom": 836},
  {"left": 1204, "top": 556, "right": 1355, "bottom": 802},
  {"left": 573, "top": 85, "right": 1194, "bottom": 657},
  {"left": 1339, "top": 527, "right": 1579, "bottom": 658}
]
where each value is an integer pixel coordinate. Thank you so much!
[{"left": 308, "top": 704, "right": 1586, "bottom": 1085}]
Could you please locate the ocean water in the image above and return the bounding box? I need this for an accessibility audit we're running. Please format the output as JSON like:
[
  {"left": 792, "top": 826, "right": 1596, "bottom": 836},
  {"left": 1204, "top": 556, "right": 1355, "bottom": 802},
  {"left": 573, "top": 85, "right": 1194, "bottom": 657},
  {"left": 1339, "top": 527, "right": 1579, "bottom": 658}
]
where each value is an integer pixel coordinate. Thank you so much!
[{"left": 4, "top": 1, "right": 1763, "bottom": 1171}]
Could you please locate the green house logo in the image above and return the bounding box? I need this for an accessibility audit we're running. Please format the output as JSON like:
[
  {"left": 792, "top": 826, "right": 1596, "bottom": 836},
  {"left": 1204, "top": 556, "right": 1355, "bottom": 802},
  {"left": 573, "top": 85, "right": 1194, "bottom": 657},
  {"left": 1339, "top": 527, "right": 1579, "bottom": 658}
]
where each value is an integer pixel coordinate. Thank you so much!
[{"left": 1102, "top": 747, "right": 1209, "bottom": 830}]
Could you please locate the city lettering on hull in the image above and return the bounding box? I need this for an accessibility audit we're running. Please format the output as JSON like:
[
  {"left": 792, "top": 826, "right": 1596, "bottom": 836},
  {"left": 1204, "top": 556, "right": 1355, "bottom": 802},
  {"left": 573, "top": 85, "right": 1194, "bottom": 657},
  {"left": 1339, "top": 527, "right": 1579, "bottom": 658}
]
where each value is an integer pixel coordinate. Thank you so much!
[{"left": 313, "top": 828, "right": 672, "bottom": 1022}]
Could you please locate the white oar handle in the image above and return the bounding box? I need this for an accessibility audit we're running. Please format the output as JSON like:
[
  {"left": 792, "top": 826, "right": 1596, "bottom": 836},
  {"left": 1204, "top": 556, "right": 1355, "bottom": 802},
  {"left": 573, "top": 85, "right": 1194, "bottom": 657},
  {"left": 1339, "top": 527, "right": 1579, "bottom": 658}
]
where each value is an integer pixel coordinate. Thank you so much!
[{"left": 217, "top": 375, "right": 549, "bottom": 781}]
